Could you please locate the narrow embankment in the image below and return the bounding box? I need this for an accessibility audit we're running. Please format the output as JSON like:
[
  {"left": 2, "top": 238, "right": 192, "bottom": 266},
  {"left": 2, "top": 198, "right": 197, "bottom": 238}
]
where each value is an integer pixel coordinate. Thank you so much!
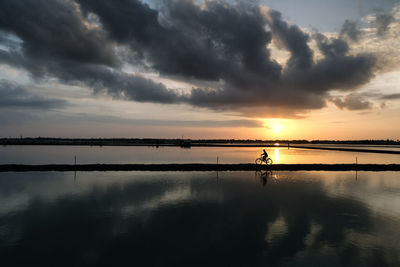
[
  {"left": 286, "top": 145, "right": 400, "bottom": 154},
  {"left": 1, "top": 164, "right": 400, "bottom": 172}
]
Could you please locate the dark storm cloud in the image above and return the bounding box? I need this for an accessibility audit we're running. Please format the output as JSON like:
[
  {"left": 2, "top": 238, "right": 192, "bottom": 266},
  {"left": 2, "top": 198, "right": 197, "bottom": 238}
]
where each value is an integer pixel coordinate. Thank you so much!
[
  {"left": 183, "top": 7, "right": 375, "bottom": 112},
  {"left": 0, "top": 80, "right": 67, "bottom": 109},
  {"left": 0, "top": 0, "right": 115, "bottom": 66},
  {"left": 0, "top": 50, "right": 181, "bottom": 104},
  {"left": 0, "top": 0, "right": 378, "bottom": 116},
  {"left": 0, "top": 0, "right": 182, "bottom": 104},
  {"left": 314, "top": 33, "right": 349, "bottom": 58},
  {"left": 0, "top": 0, "right": 188, "bottom": 105},
  {"left": 373, "top": 9, "right": 395, "bottom": 35},
  {"left": 265, "top": 9, "right": 313, "bottom": 70},
  {"left": 77, "top": 0, "right": 282, "bottom": 83},
  {"left": 340, "top": 20, "right": 362, "bottom": 42},
  {"left": 49, "top": 64, "right": 183, "bottom": 104},
  {"left": 0, "top": 31, "right": 21, "bottom": 51},
  {"left": 330, "top": 94, "right": 373, "bottom": 110}
]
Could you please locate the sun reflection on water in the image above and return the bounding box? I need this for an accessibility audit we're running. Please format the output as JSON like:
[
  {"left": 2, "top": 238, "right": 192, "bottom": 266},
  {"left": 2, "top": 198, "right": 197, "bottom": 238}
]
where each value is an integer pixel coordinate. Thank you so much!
[{"left": 274, "top": 148, "right": 279, "bottom": 163}]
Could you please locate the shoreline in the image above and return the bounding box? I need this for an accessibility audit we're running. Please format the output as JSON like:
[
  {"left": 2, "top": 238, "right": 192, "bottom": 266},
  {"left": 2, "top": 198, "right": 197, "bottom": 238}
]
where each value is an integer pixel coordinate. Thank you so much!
[
  {"left": 1, "top": 163, "right": 400, "bottom": 172},
  {"left": 2, "top": 143, "right": 400, "bottom": 154}
]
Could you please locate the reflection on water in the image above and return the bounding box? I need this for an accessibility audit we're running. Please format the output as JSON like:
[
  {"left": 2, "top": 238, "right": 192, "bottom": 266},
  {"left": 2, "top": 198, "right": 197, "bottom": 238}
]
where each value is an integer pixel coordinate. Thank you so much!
[
  {"left": 275, "top": 148, "right": 280, "bottom": 163},
  {"left": 0, "top": 171, "right": 400, "bottom": 266},
  {"left": 1, "top": 145, "right": 400, "bottom": 164}
]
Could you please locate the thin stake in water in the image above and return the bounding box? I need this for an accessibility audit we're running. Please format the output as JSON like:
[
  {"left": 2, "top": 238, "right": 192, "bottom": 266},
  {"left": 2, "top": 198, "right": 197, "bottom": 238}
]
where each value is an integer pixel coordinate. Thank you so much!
[{"left": 74, "top": 155, "right": 77, "bottom": 183}]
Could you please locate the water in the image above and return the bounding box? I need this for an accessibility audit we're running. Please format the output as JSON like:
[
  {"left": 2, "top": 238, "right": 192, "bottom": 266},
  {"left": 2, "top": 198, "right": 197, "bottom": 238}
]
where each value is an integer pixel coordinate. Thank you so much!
[
  {"left": 299, "top": 144, "right": 400, "bottom": 152},
  {"left": 1, "top": 145, "right": 399, "bottom": 164},
  {"left": 0, "top": 170, "right": 400, "bottom": 266}
]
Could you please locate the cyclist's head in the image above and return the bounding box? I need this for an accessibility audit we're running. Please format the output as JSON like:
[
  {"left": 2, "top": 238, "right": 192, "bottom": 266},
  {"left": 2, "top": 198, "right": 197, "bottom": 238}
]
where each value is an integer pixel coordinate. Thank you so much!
[{"left": 263, "top": 149, "right": 266, "bottom": 152}]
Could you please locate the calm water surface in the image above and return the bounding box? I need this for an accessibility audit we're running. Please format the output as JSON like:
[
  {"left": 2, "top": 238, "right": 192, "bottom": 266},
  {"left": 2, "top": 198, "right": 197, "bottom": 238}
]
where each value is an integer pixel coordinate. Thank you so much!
[
  {"left": 1, "top": 145, "right": 400, "bottom": 164},
  {"left": 0, "top": 170, "right": 400, "bottom": 266}
]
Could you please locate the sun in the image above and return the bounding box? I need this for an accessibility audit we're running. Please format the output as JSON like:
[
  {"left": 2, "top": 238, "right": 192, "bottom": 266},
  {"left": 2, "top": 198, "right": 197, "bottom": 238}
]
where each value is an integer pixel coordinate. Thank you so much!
[
  {"left": 263, "top": 119, "right": 284, "bottom": 135},
  {"left": 272, "top": 124, "right": 282, "bottom": 133},
  {"left": 270, "top": 119, "right": 283, "bottom": 133}
]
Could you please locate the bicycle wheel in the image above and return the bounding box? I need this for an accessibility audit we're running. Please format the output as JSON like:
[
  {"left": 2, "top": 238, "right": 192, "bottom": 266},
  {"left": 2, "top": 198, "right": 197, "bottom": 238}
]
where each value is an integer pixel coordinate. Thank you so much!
[
  {"left": 266, "top": 158, "right": 273, "bottom": 165},
  {"left": 255, "top": 158, "right": 263, "bottom": 165}
]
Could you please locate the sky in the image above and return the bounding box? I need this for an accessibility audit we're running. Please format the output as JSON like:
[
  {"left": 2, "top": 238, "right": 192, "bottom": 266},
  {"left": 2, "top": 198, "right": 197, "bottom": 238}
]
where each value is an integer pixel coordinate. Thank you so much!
[{"left": 0, "top": 0, "right": 399, "bottom": 140}]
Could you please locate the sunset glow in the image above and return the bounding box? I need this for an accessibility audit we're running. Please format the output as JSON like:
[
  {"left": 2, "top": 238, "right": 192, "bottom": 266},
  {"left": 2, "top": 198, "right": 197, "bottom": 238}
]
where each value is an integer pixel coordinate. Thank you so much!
[
  {"left": 272, "top": 124, "right": 282, "bottom": 133},
  {"left": 263, "top": 119, "right": 287, "bottom": 136}
]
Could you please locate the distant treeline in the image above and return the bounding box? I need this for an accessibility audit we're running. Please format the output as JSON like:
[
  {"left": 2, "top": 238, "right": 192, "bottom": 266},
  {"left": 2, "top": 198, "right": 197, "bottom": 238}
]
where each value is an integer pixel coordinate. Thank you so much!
[{"left": 0, "top": 137, "right": 399, "bottom": 146}]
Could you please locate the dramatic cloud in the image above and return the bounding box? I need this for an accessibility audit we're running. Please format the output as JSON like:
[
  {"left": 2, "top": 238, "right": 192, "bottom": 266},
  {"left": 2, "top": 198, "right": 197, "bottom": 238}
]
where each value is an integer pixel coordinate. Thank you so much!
[
  {"left": 314, "top": 33, "right": 349, "bottom": 58},
  {"left": 77, "top": 0, "right": 282, "bottom": 81},
  {"left": 265, "top": 9, "right": 313, "bottom": 70},
  {"left": 373, "top": 9, "right": 395, "bottom": 35},
  {"left": 349, "top": 6, "right": 400, "bottom": 74},
  {"left": 340, "top": 20, "right": 361, "bottom": 42},
  {"left": 330, "top": 94, "right": 373, "bottom": 110},
  {"left": 0, "top": 0, "right": 386, "bottom": 117},
  {"left": 0, "top": 80, "right": 67, "bottom": 109},
  {"left": 0, "top": 0, "right": 115, "bottom": 67}
]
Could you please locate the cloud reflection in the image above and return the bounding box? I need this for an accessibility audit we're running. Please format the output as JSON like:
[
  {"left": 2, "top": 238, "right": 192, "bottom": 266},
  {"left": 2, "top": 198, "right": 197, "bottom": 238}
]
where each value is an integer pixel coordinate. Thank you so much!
[{"left": 0, "top": 171, "right": 399, "bottom": 266}]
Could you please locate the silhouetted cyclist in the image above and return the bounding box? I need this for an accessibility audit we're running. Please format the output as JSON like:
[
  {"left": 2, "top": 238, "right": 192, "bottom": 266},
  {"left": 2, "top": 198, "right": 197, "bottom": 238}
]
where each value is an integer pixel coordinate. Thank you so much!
[{"left": 261, "top": 149, "right": 268, "bottom": 162}]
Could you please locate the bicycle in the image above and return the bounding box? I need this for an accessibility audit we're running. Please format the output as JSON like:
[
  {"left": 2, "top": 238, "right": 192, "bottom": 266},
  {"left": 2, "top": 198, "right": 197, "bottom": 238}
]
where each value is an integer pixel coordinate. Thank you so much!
[{"left": 255, "top": 156, "right": 273, "bottom": 165}]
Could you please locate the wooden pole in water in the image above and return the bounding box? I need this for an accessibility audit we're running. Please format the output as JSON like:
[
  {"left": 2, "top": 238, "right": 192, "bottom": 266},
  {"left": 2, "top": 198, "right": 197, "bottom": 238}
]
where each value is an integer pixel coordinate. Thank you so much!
[
  {"left": 74, "top": 155, "right": 77, "bottom": 182},
  {"left": 355, "top": 156, "right": 358, "bottom": 180}
]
